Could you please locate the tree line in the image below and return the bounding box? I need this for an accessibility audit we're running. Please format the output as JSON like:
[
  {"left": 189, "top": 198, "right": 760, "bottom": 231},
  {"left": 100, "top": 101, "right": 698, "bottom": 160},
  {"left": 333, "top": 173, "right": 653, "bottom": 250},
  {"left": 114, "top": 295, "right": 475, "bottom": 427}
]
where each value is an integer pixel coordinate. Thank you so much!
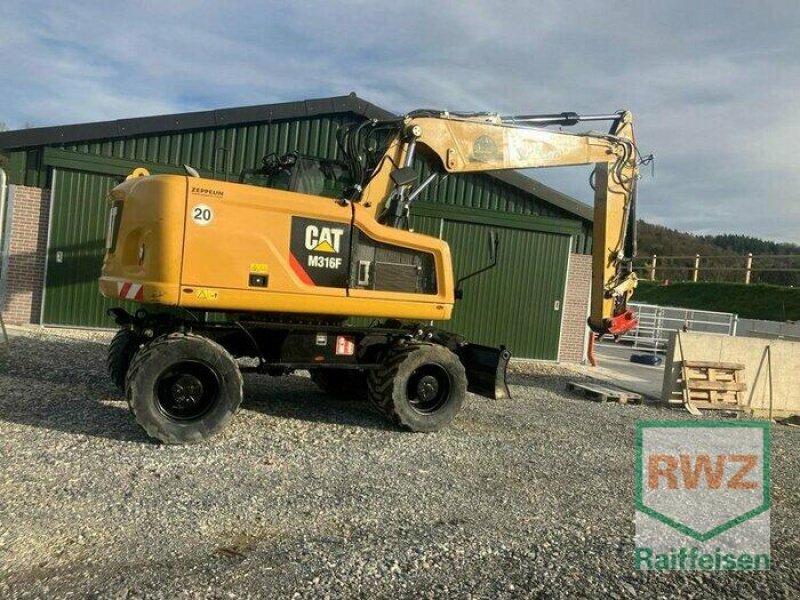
[{"left": 635, "top": 222, "right": 800, "bottom": 286}]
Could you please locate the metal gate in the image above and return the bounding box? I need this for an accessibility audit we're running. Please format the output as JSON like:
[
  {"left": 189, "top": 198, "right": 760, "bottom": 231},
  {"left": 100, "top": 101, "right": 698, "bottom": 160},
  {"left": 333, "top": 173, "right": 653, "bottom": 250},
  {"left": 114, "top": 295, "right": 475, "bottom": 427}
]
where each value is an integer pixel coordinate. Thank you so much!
[
  {"left": 413, "top": 214, "right": 571, "bottom": 359},
  {"left": 620, "top": 302, "right": 738, "bottom": 350},
  {"left": 42, "top": 168, "right": 137, "bottom": 327}
]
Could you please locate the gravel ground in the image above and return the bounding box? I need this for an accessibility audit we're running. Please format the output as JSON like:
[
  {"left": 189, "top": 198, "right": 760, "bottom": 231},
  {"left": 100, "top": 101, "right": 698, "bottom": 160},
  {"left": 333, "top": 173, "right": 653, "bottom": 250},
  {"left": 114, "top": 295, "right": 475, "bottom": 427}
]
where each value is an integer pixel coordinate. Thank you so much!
[{"left": 0, "top": 328, "right": 798, "bottom": 599}]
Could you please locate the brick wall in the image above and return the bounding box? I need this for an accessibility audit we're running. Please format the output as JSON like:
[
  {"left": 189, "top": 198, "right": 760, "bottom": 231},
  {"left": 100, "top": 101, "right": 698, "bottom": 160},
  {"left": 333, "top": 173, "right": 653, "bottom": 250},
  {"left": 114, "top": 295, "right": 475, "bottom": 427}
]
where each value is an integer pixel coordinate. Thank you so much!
[
  {"left": 559, "top": 253, "right": 592, "bottom": 363},
  {"left": 2, "top": 186, "right": 50, "bottom": 325}
]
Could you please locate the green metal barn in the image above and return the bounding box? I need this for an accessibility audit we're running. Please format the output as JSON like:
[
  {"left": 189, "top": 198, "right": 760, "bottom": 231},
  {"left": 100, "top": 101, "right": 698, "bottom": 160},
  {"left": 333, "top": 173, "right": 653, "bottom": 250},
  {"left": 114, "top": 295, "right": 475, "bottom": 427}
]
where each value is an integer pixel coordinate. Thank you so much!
[{"left": 0, "top": 94, "right": 593, "bottom": 360}]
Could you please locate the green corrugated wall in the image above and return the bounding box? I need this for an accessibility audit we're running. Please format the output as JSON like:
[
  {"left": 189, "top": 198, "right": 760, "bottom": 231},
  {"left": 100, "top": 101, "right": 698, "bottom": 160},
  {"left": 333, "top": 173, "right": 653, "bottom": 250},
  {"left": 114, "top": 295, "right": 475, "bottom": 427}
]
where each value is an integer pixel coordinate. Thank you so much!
[
  {"left": 19, "top": 112, "right": 591, "bottom": 357},
  {"left": 411, "top": 214, "right": 570, "bottom": 359},
  {"left": 10, "top": 113, "right": 592, "bottom": 250},
  {"left": 410, "top": 148, "right": 591, "bottom": 253},
  {"left": 62, "top": 117, "right": 352, "bottom": 177},
  {"left": 43, "top": 169, "right": 139, "bottom": 327}
]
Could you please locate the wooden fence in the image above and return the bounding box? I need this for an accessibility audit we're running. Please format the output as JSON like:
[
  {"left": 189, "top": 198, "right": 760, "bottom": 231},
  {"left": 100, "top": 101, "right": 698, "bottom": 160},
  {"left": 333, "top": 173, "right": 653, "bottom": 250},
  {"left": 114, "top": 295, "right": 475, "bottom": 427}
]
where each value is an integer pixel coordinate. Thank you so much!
[{"left": 632, "top": 254, "right": 800, "bottom": 285}]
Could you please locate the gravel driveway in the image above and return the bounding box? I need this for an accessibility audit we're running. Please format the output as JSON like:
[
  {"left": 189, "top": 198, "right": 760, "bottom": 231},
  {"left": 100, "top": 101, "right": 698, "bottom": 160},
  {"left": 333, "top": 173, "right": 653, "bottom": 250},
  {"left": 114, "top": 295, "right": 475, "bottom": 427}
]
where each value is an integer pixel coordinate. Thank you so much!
[{"left": 0, "top": 329, "right": 798, "bottom": 598}]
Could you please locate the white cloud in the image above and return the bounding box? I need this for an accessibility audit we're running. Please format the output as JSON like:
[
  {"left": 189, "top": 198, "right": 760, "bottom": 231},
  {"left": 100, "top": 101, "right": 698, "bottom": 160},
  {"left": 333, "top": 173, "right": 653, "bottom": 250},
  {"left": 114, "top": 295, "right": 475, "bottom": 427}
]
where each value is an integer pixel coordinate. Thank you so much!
[{"left": 0, "top": 0, "right": 798, "bottom": 240}]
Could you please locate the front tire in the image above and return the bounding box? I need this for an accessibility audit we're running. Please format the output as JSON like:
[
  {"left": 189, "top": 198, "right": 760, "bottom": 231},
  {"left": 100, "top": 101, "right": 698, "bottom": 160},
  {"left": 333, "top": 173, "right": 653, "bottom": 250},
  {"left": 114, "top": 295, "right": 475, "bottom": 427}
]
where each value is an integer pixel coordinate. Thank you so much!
[
  {"left": 367, "top": 343, "right": 467, "bottom": 432},
  {"left": 125, "top": 333, "right": 243, "bottom": 444}
]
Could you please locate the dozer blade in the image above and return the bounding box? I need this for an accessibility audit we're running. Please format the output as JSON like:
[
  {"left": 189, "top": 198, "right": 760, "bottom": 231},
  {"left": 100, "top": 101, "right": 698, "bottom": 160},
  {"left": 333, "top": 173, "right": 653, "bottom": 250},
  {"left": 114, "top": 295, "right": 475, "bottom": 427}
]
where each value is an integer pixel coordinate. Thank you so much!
[{"left": 457, "top": 344, "right": 512, "bottom": 400}]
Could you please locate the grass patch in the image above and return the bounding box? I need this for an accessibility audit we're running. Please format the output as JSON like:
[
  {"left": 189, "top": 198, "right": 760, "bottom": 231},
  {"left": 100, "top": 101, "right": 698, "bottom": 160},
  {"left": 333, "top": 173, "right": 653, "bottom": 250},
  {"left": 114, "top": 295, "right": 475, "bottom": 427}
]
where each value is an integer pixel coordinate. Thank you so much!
[{"left": 633, "top": 281, "right": 800, "bottom": 321}]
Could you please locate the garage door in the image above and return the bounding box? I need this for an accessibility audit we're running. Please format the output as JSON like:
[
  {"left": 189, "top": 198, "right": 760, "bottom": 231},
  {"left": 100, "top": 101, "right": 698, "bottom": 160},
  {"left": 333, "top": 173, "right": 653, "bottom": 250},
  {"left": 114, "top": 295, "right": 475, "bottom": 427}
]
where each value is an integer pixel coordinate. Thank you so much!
[
  {"left": 413, "top": 214, "right": 571, "bottom": 360},
  {"left": 43, "top": 168, "right": 137, "bottom": 327}
]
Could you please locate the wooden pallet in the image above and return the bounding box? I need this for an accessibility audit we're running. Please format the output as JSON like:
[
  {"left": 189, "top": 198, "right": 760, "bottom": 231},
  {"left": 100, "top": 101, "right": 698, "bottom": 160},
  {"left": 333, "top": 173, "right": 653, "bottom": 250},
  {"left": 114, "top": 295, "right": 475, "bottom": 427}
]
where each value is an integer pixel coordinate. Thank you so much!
[
  {"left": 680, "top": 360, "right": 746, "bottom": 413},
  {"left": 567, "top": 381, "right": 642, "bottom": 405}
]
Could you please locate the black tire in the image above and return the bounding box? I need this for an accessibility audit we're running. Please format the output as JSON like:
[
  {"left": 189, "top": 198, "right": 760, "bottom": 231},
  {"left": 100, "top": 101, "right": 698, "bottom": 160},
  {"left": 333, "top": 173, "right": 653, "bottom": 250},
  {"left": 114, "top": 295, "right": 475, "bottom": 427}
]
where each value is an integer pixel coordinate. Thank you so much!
[
  {"left": 107, "top": 328, "right": 143, "bottom": 392},
  {"left": 125, "top": 333, "right": 243, "bottom": 444},
  {"left": 310, "top": 368, "right": 367, "bottom": 400},
  {"left": 367, "top": 343, "right": 467, "bottom": 432}
]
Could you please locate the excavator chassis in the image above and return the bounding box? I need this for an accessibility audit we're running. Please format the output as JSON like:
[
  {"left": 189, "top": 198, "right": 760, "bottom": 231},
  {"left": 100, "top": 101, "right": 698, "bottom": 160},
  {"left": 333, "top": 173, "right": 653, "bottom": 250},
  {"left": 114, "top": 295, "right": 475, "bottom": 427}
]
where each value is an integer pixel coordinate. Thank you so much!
[{"left": 109, "top": 308, "right": 511, "bottom": 443}]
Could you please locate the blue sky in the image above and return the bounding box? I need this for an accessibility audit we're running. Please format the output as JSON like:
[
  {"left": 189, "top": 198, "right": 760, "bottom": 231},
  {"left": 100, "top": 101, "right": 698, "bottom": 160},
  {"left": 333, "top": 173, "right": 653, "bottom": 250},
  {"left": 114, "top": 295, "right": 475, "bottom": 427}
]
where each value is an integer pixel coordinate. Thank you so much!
[{"left": 1, "top": 1, "right": 798, "bottom": 241}]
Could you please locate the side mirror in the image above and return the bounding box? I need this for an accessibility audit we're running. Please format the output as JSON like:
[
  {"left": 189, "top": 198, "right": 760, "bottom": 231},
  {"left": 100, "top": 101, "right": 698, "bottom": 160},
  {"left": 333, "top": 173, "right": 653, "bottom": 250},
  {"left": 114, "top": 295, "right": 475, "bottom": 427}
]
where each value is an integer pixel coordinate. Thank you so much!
[
  {"left": 454, "top": 230, "right": 500, "bottom": 301},
  {"left": 390, "top": 166, "right": 418, "bottom": 187}
]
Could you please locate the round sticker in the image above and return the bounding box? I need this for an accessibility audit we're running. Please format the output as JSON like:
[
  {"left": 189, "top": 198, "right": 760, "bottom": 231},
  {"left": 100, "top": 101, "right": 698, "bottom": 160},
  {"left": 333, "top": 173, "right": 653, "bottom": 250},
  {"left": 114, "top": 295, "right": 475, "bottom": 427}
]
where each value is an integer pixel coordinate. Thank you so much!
[{"left": 191, "top": 204, "right": 214, "bottom": 226}]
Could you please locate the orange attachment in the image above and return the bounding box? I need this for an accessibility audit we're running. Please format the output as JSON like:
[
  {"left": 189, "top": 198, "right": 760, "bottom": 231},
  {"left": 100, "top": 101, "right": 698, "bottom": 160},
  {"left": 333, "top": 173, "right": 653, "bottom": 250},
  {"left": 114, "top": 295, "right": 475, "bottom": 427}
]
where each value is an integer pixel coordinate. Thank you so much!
[{"left": 607, "top": 309, "right": 638, "bottom": 337}]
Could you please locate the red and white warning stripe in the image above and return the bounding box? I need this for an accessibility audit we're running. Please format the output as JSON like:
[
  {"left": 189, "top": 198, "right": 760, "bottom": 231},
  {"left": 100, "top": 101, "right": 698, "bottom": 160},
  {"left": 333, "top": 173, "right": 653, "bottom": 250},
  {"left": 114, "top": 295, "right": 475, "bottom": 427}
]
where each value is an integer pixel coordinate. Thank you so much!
[{"left": 117, "top": 281, "right": 144, "bottom": 301}]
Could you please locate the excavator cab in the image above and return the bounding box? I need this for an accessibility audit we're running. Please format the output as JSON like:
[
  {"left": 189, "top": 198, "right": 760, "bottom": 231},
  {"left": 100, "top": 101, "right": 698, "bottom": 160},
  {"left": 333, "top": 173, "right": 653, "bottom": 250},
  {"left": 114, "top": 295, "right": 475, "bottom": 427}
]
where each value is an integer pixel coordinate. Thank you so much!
[{"left": 239, "top": 152, "right": 354, "bottom": 199}]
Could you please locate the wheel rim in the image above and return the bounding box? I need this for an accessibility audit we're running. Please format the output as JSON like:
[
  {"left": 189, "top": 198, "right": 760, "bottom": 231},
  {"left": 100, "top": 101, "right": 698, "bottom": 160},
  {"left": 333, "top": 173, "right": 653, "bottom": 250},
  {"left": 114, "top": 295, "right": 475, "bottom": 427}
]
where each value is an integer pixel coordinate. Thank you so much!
[
  {"left": 155, "top": 360, "right": 221, "bottom": 421},
  {"left": 406, "top": 364, "right": 451, "bottom": 414}
]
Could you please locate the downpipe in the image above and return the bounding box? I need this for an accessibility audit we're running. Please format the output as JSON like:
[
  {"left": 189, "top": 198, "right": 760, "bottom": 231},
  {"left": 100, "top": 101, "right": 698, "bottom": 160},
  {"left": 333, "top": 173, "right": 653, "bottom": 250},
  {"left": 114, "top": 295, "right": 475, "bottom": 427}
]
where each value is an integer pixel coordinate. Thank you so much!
[
  {"left": 0, "top": 168, "right": 8, "bottom": 305},
  {"left": 0, "top": 168, "right": 7, "bottom": 257}
]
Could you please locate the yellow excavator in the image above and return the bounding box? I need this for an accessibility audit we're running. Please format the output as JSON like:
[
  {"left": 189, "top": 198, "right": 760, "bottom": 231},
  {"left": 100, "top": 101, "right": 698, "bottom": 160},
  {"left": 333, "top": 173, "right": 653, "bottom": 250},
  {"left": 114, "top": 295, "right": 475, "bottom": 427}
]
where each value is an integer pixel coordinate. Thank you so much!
[{"left": 100, "top": 107, "right": 642, "bottom": 443}]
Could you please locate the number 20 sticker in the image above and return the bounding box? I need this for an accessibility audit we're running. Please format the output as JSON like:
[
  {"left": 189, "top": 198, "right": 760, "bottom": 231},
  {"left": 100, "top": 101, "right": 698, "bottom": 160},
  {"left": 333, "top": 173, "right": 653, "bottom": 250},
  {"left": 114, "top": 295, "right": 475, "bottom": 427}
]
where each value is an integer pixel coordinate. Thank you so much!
[{"left": 191, "top": 204, "right": 214, "bottom": 226}]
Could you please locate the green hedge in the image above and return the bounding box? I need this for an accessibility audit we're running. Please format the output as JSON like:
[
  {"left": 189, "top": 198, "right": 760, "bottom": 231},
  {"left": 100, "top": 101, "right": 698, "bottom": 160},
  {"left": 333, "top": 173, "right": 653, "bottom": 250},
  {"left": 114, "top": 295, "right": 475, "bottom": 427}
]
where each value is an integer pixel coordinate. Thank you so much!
[{"left": 633, "top": 281, "right": 800, "bottom": 321}]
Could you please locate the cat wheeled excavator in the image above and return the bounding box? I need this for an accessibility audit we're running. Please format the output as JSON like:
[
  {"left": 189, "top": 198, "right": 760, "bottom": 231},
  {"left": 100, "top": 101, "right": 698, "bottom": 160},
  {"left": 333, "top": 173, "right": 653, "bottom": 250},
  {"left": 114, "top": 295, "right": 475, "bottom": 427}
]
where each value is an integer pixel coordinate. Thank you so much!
[{"left": 100, "top": 106, "right": 642, "bottom": 443}]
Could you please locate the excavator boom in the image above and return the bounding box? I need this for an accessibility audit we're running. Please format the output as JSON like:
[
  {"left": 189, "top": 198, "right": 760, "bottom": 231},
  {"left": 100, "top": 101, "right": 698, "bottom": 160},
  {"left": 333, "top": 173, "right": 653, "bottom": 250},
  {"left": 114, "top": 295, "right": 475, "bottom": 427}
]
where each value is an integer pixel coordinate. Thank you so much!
[{"left": 357, "top": 109, "right": 641, "bottom": 336}]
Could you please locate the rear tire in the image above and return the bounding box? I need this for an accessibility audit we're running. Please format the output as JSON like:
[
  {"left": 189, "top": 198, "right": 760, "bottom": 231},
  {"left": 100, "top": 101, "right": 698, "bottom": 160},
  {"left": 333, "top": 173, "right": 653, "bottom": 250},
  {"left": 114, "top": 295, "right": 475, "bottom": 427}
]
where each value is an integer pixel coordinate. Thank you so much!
[
  {"left": 125, "top": 333, "right": 243, "bottom": 444},
  {"left": 310, "top": 368, "right": 367, "bottom": 400},
  {"left": 107, "top": 328, "right": 143, "bottom": 392},
  {"left": 367, "top": 343, "right": 467, "bottom": 432}
]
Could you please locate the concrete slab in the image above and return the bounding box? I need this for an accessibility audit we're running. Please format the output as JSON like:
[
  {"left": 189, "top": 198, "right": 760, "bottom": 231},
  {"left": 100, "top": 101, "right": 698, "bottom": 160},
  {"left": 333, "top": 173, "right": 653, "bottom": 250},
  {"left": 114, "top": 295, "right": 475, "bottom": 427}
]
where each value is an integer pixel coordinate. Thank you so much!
[{"left": 593, "top": 341, "right": 665, "bottom": 400}]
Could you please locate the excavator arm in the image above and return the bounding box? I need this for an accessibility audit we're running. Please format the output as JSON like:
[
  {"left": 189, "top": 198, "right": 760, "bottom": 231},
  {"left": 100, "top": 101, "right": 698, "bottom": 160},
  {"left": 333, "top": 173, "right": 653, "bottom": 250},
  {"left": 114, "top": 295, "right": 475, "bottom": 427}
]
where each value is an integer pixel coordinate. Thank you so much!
[{"left": 358, "top": 110, "right": 641, "bottom": 336}]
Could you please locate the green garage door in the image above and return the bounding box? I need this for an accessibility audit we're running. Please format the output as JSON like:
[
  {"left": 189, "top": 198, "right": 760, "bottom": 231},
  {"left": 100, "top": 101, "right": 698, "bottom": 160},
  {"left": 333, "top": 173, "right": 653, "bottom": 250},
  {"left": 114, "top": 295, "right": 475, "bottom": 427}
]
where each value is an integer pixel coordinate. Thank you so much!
[
  {"left": 43, "top": 168, "right": 137, "bottom": 327},
  {"left": 413, "top": 214, "right": 571, "bottom": 360}
]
